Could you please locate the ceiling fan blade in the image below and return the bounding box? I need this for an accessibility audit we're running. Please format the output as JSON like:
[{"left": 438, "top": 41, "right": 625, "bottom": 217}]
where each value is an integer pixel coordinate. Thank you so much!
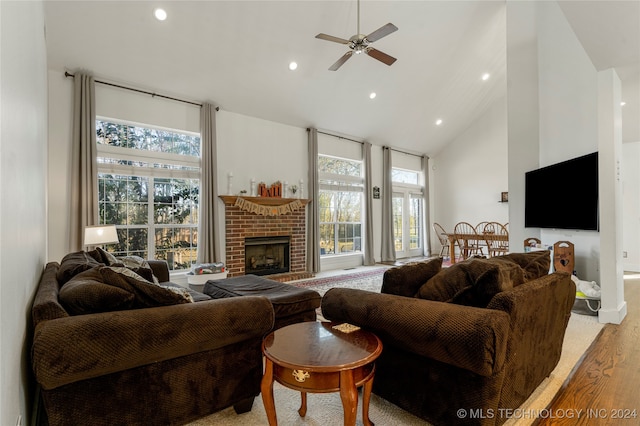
[
  {"left": 365, "top": 23, "right": 398, "bottom": 42},
  {"left": 315, "top": 33, "right": 350, "bottom": 45},
  {"left": 366, "top": 48, "right": 397, "bottom": 66},
  {"left": 329, "top": 51, "right": 353, "bottom": 71}
]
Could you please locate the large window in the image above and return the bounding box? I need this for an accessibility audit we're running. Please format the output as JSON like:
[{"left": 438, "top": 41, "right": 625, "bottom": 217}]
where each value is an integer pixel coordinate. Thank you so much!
[
  {"left": 392, "top": 168, "right": 424, "bottom": 258},
  {"left": 318, "top": 155, "right": 363, "bottom": 256},
  {"left": 96, "top": 119, "right": 200, "bottom": 271}
]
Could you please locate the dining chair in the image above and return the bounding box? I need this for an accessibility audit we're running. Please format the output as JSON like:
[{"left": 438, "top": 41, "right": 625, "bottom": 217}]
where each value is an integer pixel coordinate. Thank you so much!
[
  {"left": 483, "top": 222, "right": 509, "bottom": 257},
  {"left": 432, "top": 222, "right": 450, "bottom": 258},
  {"left": 453, "top": 222, "right": 484, "bottom": 260},
  {"left": 475, "top": 221, "right": 490, "bottom": 254},
  {"left": 524, "top": 237, "right": 541, "bottom": 250}
]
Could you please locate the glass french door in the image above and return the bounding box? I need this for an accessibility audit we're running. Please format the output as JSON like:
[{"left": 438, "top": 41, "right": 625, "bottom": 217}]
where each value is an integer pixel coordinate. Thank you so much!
[{"left": 392, "top": 190, "right": 424, "bottom": 258}]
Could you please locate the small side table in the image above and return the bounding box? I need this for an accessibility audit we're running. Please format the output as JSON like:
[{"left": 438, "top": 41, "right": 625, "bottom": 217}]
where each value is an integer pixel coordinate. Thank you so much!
[{"left": 261, "top": 321, "right": 382, "bottom": 426}]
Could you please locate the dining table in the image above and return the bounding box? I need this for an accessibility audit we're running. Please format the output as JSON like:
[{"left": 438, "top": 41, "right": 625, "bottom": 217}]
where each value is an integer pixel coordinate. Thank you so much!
[{"left": 444, "top": 232, "right": 509, "bottom": 264}]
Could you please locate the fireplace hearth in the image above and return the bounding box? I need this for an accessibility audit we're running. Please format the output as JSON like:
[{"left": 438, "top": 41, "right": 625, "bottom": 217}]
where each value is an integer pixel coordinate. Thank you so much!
[{"left": 245, "top": 236, "right": 290, "bottom": 276}]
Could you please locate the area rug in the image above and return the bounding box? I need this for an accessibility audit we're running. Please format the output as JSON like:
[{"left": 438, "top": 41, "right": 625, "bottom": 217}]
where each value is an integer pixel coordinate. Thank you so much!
[
  {"left": 290, "top": 266, "right": 388, "bottom": 295},
  {"left": 188, "top": 268, "right": 603, "bottom": 426}
]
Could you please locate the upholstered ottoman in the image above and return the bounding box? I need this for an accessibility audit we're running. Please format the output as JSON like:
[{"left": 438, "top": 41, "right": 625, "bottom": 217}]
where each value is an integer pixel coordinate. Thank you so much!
[{"left": 203, "top": 275, "right": 321, "bottom": 330}]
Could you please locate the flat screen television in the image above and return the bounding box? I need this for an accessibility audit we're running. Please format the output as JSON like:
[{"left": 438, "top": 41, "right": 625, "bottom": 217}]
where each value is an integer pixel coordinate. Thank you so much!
[{"left": 525, "top": 152, "right": 599, "bottom": 231}]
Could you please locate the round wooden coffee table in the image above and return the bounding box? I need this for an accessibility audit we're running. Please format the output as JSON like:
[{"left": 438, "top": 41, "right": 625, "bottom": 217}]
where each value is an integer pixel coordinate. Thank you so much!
[{"left": 261, "top": 321, "right": 383, "bottom": 426}]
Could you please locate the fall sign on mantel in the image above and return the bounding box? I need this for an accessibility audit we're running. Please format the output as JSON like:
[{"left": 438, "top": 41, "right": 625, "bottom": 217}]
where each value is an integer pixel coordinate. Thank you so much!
[{"left": 257, "top": 181, "right": 282, "bottom": 197}]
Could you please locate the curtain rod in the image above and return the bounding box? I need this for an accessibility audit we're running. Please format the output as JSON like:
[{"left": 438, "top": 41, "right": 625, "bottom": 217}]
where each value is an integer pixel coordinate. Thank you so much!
[
  {"left": 308, "top": 128, "right": 364, "bottom": 145},
  {"left": 64, "top": 71, "right": 213, "bottom": 109},
  {"left": 386, "top": 146, "right": 427, "bottom": 159}
]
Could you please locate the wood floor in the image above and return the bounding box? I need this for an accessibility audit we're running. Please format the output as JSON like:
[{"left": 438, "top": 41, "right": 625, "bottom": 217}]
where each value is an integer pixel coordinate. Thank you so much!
[{"left": 535, "top": 275, "right": 640, "bottom": 426}]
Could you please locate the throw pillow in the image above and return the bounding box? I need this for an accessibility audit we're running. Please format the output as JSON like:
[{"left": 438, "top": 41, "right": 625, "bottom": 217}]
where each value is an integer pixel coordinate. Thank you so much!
[
  {"left": 59, "top": 268, "right": 135, "bottom": 315},
  {"left": 449, "top": 261, "right": 523, "bottom": 307},
  {"left": 415, "top": 259, "right": 496, "bottom": 302},
  {"left": 416, "top": 258, "right": 520, "bottom": 307},
  {"left": 498, "top": 251, "right": 551, "bottom": 281},
  {"left": 113, "top": 256, "right": 159, "bottom": 284},
  {"left": 88, "top": 247, "right": 119, "bottom": 265},
  {"left": 57, "top": 251, "right": 104, "bottom": 285},
  {"left": 381, "top": 257, "right": 443, "bottom": 297},
  {"left": 90, "top": 247, "right": 160, "bottom": 284},
  {"left": 100, "top": 266, "right": 193, "bottom": 307}
]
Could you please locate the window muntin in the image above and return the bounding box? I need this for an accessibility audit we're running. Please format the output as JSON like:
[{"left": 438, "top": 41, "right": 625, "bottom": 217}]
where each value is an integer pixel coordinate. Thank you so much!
[
  {"left": 97, "top": 119, "right": 200, "bottom": 271},
  {"left": 318, "top": 155, "right": 363, "bottom": 256}
]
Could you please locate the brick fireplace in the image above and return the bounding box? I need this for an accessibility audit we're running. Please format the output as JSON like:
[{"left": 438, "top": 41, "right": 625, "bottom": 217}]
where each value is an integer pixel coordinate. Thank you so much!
[{"left": 219, "top": 196, "right": 312, "bottom": 281}]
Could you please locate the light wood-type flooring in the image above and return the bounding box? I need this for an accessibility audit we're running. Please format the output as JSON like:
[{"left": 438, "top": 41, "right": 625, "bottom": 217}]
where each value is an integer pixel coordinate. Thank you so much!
[{"left": 535, "top": 274, "right": 640, "bottom": 425}]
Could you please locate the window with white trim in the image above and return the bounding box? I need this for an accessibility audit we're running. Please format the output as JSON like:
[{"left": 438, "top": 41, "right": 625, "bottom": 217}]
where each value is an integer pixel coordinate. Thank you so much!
[
  {"left": 392, "top": 167, "right": 424, "bottom": 258},
  {"left": 318, "top": 155, "right": 363, "bottom": 256},
  {"left": 96, "top": 119, "right": 200, "bottom": 271}
]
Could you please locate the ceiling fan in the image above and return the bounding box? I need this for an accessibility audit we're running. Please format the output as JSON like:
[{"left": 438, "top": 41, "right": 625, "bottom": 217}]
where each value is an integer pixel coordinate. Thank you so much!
[{"left": 315, "top": 0, "right": 398, "bottom": 71}]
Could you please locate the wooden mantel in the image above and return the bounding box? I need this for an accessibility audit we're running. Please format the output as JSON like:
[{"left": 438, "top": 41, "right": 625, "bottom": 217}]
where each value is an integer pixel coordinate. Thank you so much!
[{"left": 219, "top": 195, "right": 311, "bottom": 206}]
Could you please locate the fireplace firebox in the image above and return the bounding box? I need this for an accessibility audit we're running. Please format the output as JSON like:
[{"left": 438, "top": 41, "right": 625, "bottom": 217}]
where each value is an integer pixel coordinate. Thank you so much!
[{"left": 245, "top": 236, "right": 290, "bottom": 276}]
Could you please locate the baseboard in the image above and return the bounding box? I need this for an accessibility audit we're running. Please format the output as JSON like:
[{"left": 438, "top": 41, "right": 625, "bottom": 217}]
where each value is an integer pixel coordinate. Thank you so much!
[{"left": 598, "top": 301, "right": 628, "bottom": 324}]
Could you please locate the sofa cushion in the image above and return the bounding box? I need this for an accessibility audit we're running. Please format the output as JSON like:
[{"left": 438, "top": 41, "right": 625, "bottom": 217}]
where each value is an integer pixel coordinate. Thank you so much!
[
  {"left": 416, "top": 259, "right": 522, "bottom": 308},
  {"left": 163, "top": 282, "right": 211, "bottom": 302},
  {"left": 59, "top": 268, "right": 136, "bottom": 315},
  {"left": 381, "top": 257, "right": 442, "bottom": 297},
  {"left": 497, "top": 250, "right": 551, "bottom": 281},
  {"left": 57, "top": 251, "right": 103, "bottom": 285},
  {"left": 60, "top": 266, "right": 192, "bottom": 314}
]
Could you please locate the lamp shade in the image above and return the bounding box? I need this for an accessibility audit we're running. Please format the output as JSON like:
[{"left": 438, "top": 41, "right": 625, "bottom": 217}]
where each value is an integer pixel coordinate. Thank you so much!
[{"left": 84, "top": 225, "right": 119, "bottom": 246}]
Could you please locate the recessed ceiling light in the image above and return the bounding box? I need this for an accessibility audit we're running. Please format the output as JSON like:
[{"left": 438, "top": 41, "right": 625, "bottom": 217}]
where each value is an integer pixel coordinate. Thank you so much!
[
  {"left": 289, "top": 62, "right": 298, "bottom": 71},
  {"left": 154, "top": 8, "right": 167, "bottom": 21},
  {"left": 435, "top": 119, "right": 443, "bottom": 126},
  {"left": 482, "top": 73, "right": 490, "bottom": 81},
  {"left": 621, "top": 101, "right": 626, "bottom": 106},
  {"left": 369, "top": 92, "right": 377, "bottom": 99}
]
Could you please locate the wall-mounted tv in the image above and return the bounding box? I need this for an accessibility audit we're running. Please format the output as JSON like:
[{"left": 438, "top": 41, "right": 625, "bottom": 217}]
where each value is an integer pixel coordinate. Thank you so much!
[{"left": 525, "top": 152, "right": 599, "bottom": 231}]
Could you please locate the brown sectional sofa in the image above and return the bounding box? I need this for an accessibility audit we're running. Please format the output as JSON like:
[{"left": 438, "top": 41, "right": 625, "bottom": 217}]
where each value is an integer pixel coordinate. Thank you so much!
[
  {"left": 321, "top": 251, "right": 576, "bottom": 426},
  {"left": 31, "top": 252, "right": 275, "bottom": 426}
]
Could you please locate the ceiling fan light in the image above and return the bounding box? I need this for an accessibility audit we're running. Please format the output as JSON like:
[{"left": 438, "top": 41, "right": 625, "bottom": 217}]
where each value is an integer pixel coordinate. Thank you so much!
[
  {"left": 369, "top": 92, "right": 377, "bottom": 99},
  {"left": 289, "top": 62, "right": 298, "bottom": 71},
  {"left": 435, "top": 119, "right": 443, "bottom": 126},
  {"left": 482, "top": 73, "right": 490, "bottom": 81}
]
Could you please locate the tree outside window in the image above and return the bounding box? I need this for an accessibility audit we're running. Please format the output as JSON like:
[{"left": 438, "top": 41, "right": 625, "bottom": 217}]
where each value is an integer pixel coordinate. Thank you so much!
[
  {"left": 96, "top": 120, "right": 200, "bottom": 271},
  {"left": 318, "top": 155, "right": 363, "bottom": 256}
]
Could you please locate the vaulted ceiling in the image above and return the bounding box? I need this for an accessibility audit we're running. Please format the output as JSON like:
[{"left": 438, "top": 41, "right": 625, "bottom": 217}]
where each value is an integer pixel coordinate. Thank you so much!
[{"left": 43, "top": 1, "right": 639, "bottom": 156}]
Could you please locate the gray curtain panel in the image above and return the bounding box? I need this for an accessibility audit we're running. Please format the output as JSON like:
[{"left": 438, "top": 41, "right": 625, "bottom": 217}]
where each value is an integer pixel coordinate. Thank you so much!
[
  {"left": 197, "top": 103, "right": 220, "bottom": 263},
  {"left": 363, "top": 142, "right": 375, "bottom": 265},
  {"left": 422, "top": 155, "right": 432, "bottom": 257},
  {"left": 69, "top": 72, "right": 97, "bottom": 251},
  {"left": 381, "top": 146, "right": 396, "bottom": 262},
  {"left": 307, "top": 128, "right": 320, "bottom": 273}
]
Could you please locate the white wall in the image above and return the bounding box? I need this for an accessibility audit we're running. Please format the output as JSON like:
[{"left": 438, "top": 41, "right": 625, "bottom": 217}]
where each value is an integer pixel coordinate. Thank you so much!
[
  {"left": 536, "top": 0, "right": 600, "bottom": 281},
  {"left": 622, "top": 141, "right": 640, "bottom": 272},
  {"left": 430, "top": 95, "right": 509, "bottom": 250},
  {"left": 506, "top": 1, "right": 627, "bottom": 323},
  {"left": 0, "top": 1, "right": 48, "bottom": 424}
]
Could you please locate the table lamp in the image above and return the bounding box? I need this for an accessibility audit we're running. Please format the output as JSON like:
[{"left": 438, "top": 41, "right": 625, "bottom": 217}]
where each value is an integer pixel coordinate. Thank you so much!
[{"left": 84, "top": 225, "right": 119, "bottom": 248}]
